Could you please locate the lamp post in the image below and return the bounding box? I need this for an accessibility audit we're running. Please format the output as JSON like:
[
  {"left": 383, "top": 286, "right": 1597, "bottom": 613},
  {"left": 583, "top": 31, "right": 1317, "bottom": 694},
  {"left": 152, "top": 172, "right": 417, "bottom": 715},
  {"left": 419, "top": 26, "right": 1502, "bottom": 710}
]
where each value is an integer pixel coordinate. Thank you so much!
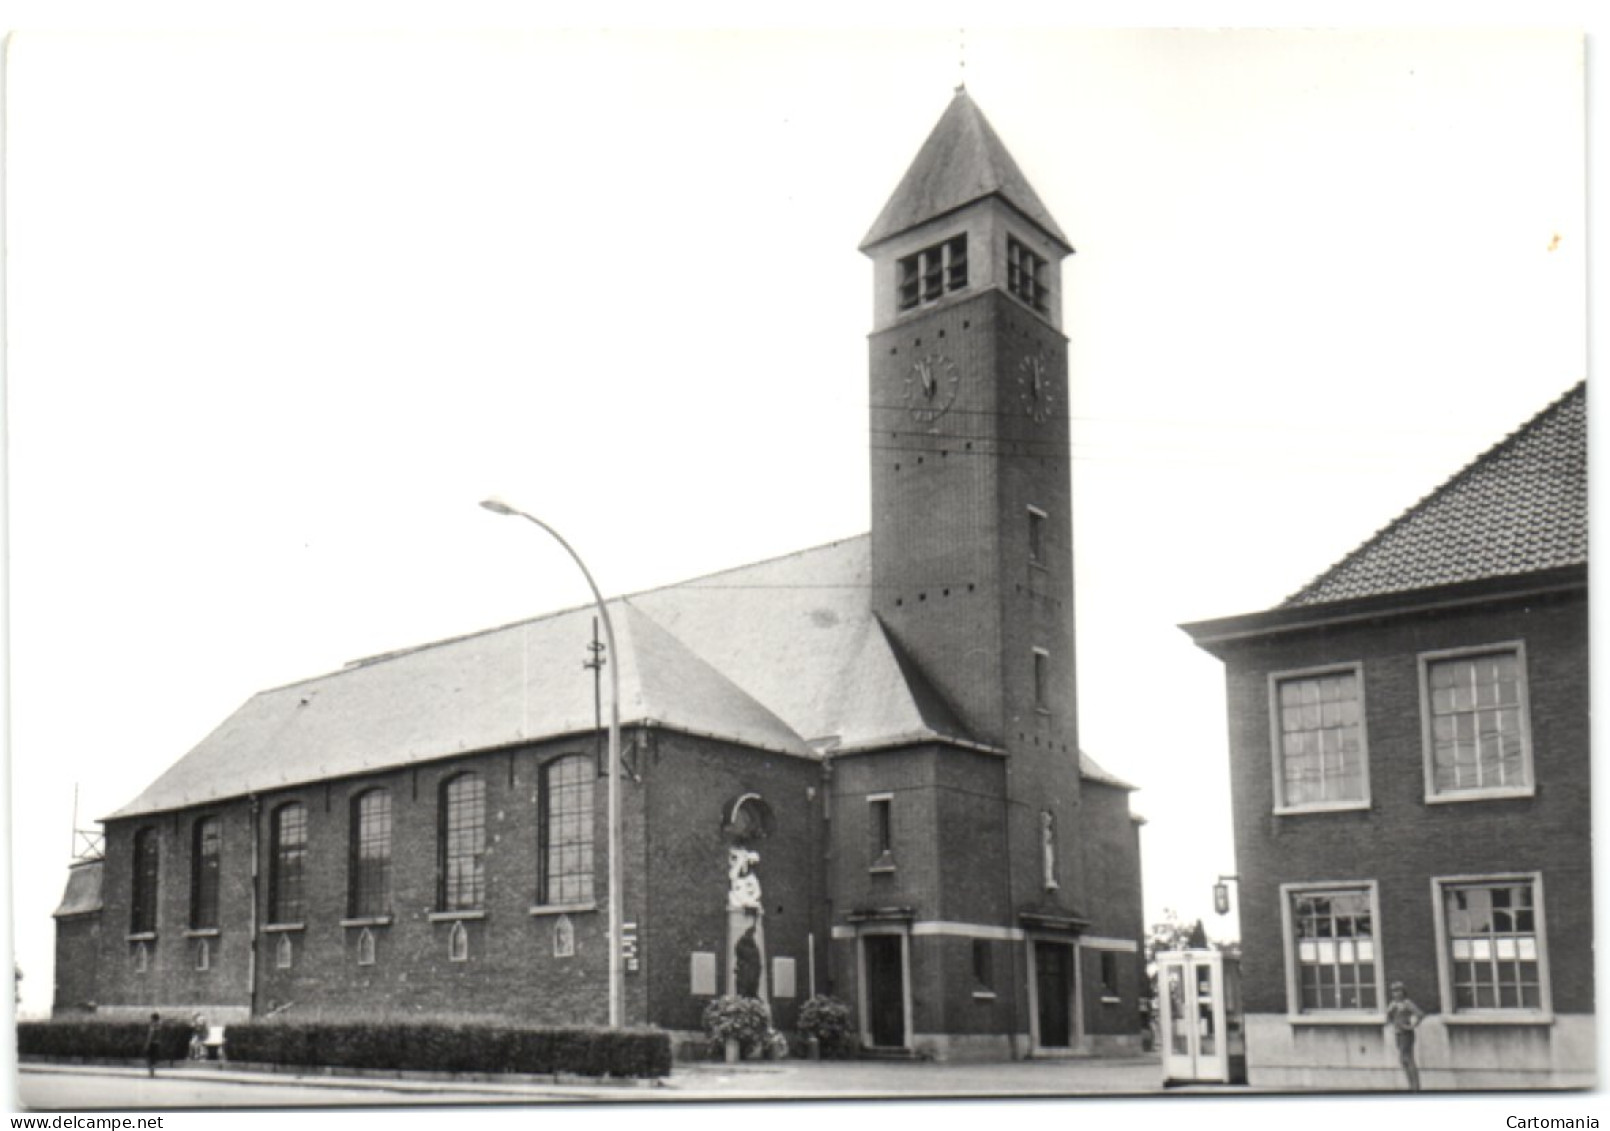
[{"left": 479, "top": 498, "right": 623, "bottom": 1029}]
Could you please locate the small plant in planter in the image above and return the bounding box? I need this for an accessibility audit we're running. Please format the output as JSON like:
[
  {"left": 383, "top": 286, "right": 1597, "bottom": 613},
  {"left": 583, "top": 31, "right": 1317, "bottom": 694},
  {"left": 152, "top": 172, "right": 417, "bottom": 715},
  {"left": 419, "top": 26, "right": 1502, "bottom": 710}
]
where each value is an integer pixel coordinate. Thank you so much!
[
  {"left": 797, "top": 994, "right": 854, "bottom": 1058},
  {"left": 702, "top": 996, "right": 771, "bottom": 1062}
]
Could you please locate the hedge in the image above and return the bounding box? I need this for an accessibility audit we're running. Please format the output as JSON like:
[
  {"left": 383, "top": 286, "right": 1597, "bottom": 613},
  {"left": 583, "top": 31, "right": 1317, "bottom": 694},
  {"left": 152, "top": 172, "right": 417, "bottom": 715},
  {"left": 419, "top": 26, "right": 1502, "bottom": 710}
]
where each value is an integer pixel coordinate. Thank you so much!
[
  {"left": 17, "top": 1017, "right": 191, "bottom": 1062},
  {"left": 19, "top": 1018, "right": 672, "bottom": 1079}
]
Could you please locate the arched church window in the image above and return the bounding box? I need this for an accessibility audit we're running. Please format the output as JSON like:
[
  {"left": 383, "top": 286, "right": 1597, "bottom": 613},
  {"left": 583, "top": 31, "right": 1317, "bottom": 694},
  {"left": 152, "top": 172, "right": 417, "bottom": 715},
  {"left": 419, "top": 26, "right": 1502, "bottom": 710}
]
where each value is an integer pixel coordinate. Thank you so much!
[
  {"left": 440, "top": 774, "right": 486, "bottom": 911},
  {"left": 553, "top": 914, "right": 575, "bottom": 959},
  {"left": 190, "top": 816, "right": 221, "bottom": 930},
  {"left": 448, "top": 920, "right": 469, "bottom": 963},
  {"left": 539, "top": 756, "right": 593, "bottom": 906},
  {"left": 349, "top": 789, "right": 392, "bottom": 918},
  {"left": 269, "top": 803, "right": 308, "bottom": 924},
  {"left": 357, "top": 927, "right": 376, "bottom": 967},
  {"left": 131, "top": 827, "right": 160, "bottom": 935}
]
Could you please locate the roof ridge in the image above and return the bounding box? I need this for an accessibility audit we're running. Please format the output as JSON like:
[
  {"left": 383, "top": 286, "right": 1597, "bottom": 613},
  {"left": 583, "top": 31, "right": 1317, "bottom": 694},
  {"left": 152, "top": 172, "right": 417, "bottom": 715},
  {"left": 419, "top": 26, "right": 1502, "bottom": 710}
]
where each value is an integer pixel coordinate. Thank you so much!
[{"left": 1281, "top": 380, "right": 1586, "bottom": 607}]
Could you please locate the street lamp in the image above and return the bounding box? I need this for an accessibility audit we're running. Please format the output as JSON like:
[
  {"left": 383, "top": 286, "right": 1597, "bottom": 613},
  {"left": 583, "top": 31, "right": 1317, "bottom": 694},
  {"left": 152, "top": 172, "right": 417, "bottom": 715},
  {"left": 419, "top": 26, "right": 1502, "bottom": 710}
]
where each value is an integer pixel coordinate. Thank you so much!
[
  {"left": 479, "top": 497, "right": 623, "bottom": 1029},
  {"left": 1213, "top": 874, "right": 1239, "bottom": 916}
]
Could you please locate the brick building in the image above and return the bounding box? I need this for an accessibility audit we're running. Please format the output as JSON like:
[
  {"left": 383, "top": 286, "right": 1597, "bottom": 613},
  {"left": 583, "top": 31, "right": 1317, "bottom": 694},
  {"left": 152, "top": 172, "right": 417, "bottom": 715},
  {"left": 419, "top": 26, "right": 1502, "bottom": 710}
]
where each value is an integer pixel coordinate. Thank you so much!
[
  {"left": 52, "top": 90, "right": 1147, "bottom": 1060},
  {"left": 1183, "top": 383, "right": 1590, "bottom": 1089}
]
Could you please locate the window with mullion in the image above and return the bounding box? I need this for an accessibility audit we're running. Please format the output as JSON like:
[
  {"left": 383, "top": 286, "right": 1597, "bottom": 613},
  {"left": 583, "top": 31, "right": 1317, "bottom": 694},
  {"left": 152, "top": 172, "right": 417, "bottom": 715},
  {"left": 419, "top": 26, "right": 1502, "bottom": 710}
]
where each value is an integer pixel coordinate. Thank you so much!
[
  {"left": 440, "top": 774, "right": 486, "bottom": 911},
  {"left": 1272, "top": 667, "right": 1367, "bottom": 809},
  {"left": 1442, "top": 879, "right": 1545, "bottom": 1011},
  {"left": 270, "top": 803, "right": 308, "bottom": 924},
  {"left": 190, "top": 817, "right": 221, "bottom": 930},
  {"left": 1285, "top": 884, "right": 1381, "bottom": 1014},
  {"left": 1425, "top": 647, "right": 1531, "bottom": 798},
  {"left": 539, "top": 755, "right": 594, "bottom": 906},
  {"left": 896, "top": 235, "right": 968, "bottom": 311},
  {"left": 349, "top": 789, "right": 392, "bottom": 919}
]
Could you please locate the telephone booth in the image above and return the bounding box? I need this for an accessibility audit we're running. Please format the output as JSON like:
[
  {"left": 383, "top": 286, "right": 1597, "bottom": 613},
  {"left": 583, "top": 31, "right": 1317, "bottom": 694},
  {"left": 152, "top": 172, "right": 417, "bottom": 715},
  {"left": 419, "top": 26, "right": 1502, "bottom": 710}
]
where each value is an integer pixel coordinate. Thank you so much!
[{"left": 1156, "top": 949, "right": 1245, "bottom": 1085}]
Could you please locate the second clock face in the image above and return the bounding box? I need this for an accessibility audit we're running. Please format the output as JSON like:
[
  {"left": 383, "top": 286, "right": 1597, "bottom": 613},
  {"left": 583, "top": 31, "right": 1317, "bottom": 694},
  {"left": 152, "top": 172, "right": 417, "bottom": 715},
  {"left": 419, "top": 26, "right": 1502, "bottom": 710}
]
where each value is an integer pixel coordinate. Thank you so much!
[
  {"left": 1018, "top": 352, "right": 1058, "bottom": 423},
  {"left": 904, "top": 353, "right": 961, "bottom": 424}
]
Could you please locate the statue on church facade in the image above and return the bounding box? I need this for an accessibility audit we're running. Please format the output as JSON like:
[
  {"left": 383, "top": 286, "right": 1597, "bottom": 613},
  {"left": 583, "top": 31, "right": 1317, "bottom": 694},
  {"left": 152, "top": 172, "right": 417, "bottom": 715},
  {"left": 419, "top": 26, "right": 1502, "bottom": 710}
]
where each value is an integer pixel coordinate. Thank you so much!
[{"left": 727, "top": 846, "right": 763, "bottom": 911}]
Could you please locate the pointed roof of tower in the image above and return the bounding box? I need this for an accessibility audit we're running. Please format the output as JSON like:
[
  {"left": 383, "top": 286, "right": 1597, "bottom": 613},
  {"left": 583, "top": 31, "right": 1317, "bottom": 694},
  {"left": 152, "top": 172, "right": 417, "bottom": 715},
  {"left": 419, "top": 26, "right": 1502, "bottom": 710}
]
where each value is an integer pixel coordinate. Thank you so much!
[{"left": 861, "top": 87, "right": 1071, "bottom": 253}]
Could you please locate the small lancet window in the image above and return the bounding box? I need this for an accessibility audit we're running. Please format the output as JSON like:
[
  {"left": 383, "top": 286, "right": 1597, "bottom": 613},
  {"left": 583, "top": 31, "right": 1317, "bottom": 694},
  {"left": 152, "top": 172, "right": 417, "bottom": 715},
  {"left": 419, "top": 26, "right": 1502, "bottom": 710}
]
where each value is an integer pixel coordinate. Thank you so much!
[
  {"left": 449, "top": 920, "right": 469, "bottom": 963},
  {"left": 553, "top": 914, "right": 576, "bottom": 959},
  {"left": 276, "top": 933, "right": 293, "bottom": 970},
  {"left": 357, "top": 927, "right": 376, "bottom": 967}
]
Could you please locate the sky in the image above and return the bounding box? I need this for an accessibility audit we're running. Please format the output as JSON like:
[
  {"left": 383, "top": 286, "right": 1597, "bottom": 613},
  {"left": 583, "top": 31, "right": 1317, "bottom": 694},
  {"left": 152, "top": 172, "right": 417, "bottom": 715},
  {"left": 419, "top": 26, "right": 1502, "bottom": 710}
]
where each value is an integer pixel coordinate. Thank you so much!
[{"left": 1, "top": 15, "right": 1593, "bottom": 1065}]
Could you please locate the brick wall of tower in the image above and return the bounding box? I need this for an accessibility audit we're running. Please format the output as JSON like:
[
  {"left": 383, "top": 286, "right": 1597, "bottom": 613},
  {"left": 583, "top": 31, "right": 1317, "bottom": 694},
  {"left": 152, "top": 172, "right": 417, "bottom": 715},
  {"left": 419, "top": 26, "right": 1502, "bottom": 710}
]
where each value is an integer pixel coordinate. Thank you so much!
[{"left": 869, "top": 289, "right": 1007, "bottom": 745}]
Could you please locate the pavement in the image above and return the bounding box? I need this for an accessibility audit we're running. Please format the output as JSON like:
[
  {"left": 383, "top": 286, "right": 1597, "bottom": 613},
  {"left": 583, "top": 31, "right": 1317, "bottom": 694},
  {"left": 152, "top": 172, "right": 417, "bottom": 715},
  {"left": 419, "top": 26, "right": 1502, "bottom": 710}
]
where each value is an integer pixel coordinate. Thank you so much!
[{"left": 18, "top": 1052, "right": 1181, "bottom": 1105}]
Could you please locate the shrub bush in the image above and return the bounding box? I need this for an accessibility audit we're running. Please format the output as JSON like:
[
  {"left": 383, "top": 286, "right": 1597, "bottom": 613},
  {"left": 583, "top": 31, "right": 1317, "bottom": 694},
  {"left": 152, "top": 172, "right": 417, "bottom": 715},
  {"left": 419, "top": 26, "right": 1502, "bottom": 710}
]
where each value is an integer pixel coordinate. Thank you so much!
[
  {"left": 20, "top": 1017, "right": 671, "bottom": 1079},
  {"left": 701, "top": 995, "right": 772, "bottom": 1058},
  {"left": 797, "top": 995, "right": 854, "bottom": 1056}
]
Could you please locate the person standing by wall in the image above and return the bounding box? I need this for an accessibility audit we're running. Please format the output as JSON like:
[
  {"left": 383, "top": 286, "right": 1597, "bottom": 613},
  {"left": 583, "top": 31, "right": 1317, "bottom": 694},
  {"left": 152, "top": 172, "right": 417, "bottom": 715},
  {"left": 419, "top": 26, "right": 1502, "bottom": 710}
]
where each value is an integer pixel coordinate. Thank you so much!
[
  {"left": 1385, "top": 981, "right": 1426, "bottom": 1091},
  {"left": 143, "top": 1012, "right": 163, "bottom": 1077}
]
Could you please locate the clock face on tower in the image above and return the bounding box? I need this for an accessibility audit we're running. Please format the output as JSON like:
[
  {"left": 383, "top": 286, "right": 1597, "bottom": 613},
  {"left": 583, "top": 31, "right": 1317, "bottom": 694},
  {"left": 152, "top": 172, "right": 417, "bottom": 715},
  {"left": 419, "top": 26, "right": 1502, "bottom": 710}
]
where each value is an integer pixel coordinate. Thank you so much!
[
  {"left": 1018, "top": 352, "right": 1058, "bottom": 424},
  {"left": 904, "top": 353, "right": 961, "bottom": 424}
]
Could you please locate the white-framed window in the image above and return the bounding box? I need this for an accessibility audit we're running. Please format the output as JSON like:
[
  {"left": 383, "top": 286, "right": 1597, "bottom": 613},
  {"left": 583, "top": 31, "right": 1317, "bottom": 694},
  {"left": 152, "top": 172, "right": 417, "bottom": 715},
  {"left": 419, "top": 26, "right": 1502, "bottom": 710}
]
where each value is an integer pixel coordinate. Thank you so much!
[
  {"left": 1269, "top": 664, "right": 1369, "bottom": 812},
  {"left": 1420, "top": 643, "right": 1534, "bottom": 802},
  {"left": 1280, "top": 881, "right": 1384, "bottom": 1019},
  {"left": 1432, "top": 873, "right": 1551, "bottom": 1020}
]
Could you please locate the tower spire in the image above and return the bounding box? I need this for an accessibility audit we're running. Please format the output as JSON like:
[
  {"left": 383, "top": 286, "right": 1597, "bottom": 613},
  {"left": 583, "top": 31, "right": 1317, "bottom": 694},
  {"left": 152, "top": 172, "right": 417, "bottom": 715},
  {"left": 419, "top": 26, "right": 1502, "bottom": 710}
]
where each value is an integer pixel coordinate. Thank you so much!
[{"left": 859, "top": 90, "right": 1071, "bottom": 253}]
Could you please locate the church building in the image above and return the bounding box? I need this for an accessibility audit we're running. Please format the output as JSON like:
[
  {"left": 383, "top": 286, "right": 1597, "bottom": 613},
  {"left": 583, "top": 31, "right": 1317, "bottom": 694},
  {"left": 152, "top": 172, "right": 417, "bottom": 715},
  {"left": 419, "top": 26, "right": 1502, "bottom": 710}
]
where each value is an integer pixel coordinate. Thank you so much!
[{"left": 52, "top": 90, "right": 1147, "bottom": 1061}]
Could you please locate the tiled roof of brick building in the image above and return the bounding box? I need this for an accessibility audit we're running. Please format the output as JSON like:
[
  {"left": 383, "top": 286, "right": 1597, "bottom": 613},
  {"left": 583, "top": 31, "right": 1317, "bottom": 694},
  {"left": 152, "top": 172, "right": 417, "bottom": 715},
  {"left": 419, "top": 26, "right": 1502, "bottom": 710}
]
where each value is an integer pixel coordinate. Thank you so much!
[
  {"left": 1283, "top": 381, "right": 1587, "bottom": 607},
  {"left": 860, "top": 87, "right": 1070, "bottom": 251},
  {"left": 52, "top": 860, "right": 103, "bottom": 918}
]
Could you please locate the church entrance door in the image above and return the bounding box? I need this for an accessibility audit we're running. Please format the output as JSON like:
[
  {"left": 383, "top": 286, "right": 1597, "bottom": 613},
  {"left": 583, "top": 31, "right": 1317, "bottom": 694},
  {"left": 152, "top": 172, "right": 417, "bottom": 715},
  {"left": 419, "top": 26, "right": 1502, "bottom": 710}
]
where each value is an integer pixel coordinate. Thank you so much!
[
  {"left": 1033, "top": 940, "right": 1075, "bottom": 1049},
  {"left": 863, "top": 934, "right": 907, "bottom": 1048}
]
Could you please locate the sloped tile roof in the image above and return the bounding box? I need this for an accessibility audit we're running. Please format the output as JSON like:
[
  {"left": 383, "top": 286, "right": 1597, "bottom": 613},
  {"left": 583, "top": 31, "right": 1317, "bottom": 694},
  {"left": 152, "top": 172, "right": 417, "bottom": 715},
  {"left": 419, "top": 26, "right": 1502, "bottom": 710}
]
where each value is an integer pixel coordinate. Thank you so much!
[
  {"left": 53, "top": 860, "right": 104, "bottom": 917},
  {"left": 860, "top": 88, "right": 1071, "bottom": 252},
  {"left": 110, "top": 536, "right": 1001, "bottom": 820},
  {"left": 1283, "top": 382, "right": 1587, "bottom": 607},
  {"left": 1078, "top": 749, "right": 1136, "bottom": 791},
  {"left": 111, "top": 532, "right": 1121, "bottom": 819}
]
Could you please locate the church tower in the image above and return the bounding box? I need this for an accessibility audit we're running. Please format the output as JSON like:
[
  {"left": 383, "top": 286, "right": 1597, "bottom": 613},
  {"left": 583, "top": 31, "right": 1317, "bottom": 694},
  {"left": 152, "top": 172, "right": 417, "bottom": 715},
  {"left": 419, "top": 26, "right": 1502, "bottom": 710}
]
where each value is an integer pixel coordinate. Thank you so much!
[{"left": 862, "top": 88, "right": 1080, "bottom": 836}]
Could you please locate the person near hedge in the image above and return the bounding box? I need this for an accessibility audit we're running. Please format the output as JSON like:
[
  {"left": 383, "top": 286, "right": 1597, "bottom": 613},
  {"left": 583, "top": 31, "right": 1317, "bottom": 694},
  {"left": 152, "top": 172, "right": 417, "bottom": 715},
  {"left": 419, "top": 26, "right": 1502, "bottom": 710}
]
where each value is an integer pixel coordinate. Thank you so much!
[
  {"left": 189, "top": 1013, "right": 209, "bottom": 1061},
  {"left": 1385, "top": 981, "right": 1426, "bottom": 1092},
  {"left": 144, "top": 1012, "right": 162, "bottom": 1077}
]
